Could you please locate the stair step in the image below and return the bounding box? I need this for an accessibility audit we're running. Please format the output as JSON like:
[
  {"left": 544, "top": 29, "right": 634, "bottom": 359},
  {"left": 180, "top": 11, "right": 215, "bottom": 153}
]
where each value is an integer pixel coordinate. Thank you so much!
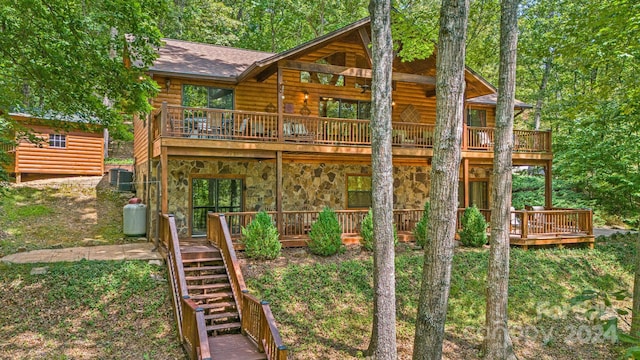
[
  {"left": 189, "top": 291, "right": 233, "bottom": 301},
  {"left": 182, "top": 257, "right": 223, "bottom": 264},
  {"left": 187, "top": 283, "right": 230, "bottom": 291},
  {"left": 185, "top": 274, "right": 228, "bottom": 281},
  {"left": 183, "top": 265, "right": 225, "bottom": 272},
  {"left": 196, "top": 302, "right": 237, "bottom": 310},
  {"left": 204, "top": 311, "right": 239, "bottom": 321},
  {"left": 206, "top": 322, "right": 241, "bottom": 332}
]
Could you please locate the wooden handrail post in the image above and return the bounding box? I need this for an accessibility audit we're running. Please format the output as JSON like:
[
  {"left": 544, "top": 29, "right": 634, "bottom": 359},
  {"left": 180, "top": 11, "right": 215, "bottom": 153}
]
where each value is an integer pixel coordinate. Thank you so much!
[
  {"left": 462, "top": 122, "right": 468, "bottom": 149},
  {"left": 521, "top": 210, "right": 528, "bottom": 239},
  {"left": 161, "top": 101, "right": 168, "bottom": 137}
]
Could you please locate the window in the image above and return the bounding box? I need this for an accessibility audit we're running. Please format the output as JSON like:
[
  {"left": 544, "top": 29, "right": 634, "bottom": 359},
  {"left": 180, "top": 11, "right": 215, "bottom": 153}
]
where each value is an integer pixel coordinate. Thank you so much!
[
  {"left": 458, "top": 181, "right": 489, "bottom": 209},
  {"left": 320, "top": 98, "right": 371, "bottom": 119},
  {"left": 49, "top": 134, "right": 66, "bottom": 148},
  {"left": 191, "top": 178, "right": 243, "bottom": 236},
  {"left": 300, "top": 53, "right": 346, "bottom": 86},
  {"left": 182, "top": 85, "right": 234, "bottom": 109},
  {"left": 347, "top": 175, "right": 372, "bottom": 209},
  {"left": 467, "top": 108, "right": 487, "bottom": 127}
]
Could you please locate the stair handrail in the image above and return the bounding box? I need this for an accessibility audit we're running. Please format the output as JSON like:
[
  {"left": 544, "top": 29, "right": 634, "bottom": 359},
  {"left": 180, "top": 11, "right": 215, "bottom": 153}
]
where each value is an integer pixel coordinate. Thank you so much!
[
  {"left": 207, "top": 213, "right": 288, "bottom": 360},
  {"left": 161, "top": 214, "right": 212, "bottom": 360}
]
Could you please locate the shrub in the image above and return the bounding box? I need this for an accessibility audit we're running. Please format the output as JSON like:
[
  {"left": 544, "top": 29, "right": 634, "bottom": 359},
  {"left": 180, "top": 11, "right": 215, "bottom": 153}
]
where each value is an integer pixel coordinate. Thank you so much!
[
  {"left": 360, "top": 208, "right": 399, "bottom": 252},
  {"left": 241, "top": 211, "right": 281, "bottom": 259},
  {"left": 459, "top": 205, "right": 488, "bottom": 247},
  {"left": 413, "top": 202, "right": 430, "bottom": 248},
  {"left": 308, "top": 207, "right": 344, "bottom": 256}
]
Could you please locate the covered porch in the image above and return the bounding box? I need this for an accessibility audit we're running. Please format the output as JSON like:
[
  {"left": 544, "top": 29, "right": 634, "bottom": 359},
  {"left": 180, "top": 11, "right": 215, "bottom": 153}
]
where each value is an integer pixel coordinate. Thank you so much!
[{"left": 213, "top": 207, "right": 594, "bottom": 249}]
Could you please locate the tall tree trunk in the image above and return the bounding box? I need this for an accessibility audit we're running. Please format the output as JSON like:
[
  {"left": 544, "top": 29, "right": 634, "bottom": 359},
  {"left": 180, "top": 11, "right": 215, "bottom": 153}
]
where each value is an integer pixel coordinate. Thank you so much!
[
  {"left": 632, "top": 236, "right": 640, "bottom": 336},
  {"left": 412, "top": 0, "right": 468, "bottom": 358},
  {"left": 365, "top": 0, "right": 397, "bottom": 358},
  {"left": 533, "top": 58, "right": 551, "bottom": 130},
  {"left": 484, "top": 0, "right": 518, "bottom": 359}
]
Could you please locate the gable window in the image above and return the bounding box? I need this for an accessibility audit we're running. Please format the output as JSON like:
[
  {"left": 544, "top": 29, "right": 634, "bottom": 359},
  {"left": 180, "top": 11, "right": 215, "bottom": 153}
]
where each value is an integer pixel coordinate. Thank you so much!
[
  {"left": 300, "top": 52, "right": 346, "bottom": 86},
  {"left": 467, "top": 108, "right": 487, "bottom": 127},
  {"left": 49, "top": 134, "right": 66, "bottom": 148},
  {"left": 320, "top": 98, "right": 371, "bottom": 119},
  {"left": 182, "top": 85, "right": 234, "bottom": 109},
  {"left": 347, "top": 174, "right": 372, "bottom": 209}
]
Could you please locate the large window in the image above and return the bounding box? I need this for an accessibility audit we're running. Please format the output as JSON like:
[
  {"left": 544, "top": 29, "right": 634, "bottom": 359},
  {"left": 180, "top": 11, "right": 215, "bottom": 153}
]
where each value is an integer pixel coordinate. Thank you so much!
[
  {"left": 191, "top": 177, "right": 243, "bottom": 236},
  {"left": 182, "top": 85, "right": 234, "bottom": 109},
  {"left": 467, "top": 108, "right": 487, "bottom": 127},
  {"left": 49, "top": 134, "right": 66, "bottom": 148},
  {"left": 347, "top": 175, "right": 372, "bottom": 209},
  {"left": 320, "top": 98, "right": 371, "bottom": 119},
  {"left": 458, "top": 181, "right": 489, "bottom": 209}
]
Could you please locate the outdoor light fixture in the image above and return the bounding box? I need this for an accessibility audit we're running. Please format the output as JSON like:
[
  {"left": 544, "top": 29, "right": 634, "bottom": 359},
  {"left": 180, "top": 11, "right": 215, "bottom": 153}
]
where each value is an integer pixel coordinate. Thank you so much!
[
  {"left": 280, "top": 84, "right": 285, "bottom": 99},
  {"left": 303, "top": 90, "right": 309, "bottom": 105},
  {"left": 165, "top": 78, "right": 171, "bottom": 92}
]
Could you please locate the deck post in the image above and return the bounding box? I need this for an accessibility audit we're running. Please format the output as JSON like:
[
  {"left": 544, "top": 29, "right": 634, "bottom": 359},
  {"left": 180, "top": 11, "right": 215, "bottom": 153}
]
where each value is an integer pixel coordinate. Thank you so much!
[
  {"left": 545, "top": 159, "right": 553, "bottom": 209},
  {"left": 521, "top": 210, "right": 528, "bottom": 239},
  {"left": 463, "top": 158, "right": 469, "bottom": 208},
  {"left": 277, "top": 65, "right": 284, "bottom": 142},
  {"left": 161, "top": 101, "right": 168, "bottom": 137},
  {"left": 161, "top": 150, "right": 169, "bottom": 214},
  {"left": 276, "top": 151, "right": 283, "bottom": 236},
  {"left": 462, "top": 122, "right": 468, "bottom": 150}
]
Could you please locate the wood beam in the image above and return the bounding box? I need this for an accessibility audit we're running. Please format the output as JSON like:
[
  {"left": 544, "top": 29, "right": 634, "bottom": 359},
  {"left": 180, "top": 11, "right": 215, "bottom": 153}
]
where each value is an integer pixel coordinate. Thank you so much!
[
  {"left": 276, "top": 151, "right": 283, "bottom": 235},
  {"left": 358, "top": 28, "right": 372, "bottom": 66},
  {"left": 463, "top": 158, "right": 470, "bottom": 208},
  {"left": 161, "top": 150, "right": 168, "bottom": 214},
  {"left": 280, "top": 60, "right": 436, "bottom": 85},
  {"left": 545, "top": 160, "right": 553, "bottom": 209},
  {"left": 256, "top": 63, "right": 278, "bottom": 83}
]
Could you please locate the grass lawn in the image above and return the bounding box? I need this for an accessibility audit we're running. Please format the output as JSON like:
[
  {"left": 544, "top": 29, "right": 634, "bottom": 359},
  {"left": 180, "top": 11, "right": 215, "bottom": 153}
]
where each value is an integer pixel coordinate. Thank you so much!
[
  {"left": 244, "top": 236, "right": 637, "bottom": 359},
  {"left": 0, "top": 177, "right": 129, "bottom": 257},
  {"left": 0, "top": 260, "right": 183, "bottom": 359}
]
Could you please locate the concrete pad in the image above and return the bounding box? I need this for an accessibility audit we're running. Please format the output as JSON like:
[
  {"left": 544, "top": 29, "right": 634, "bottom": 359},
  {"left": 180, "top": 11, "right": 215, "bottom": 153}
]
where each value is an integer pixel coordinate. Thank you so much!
[
  {"left": 49, "top": 247, "right": 90, "bottom": 262},
  {"left": 121, "top": 243, "right": 161, "bottom": 260},
  {"left": 1, "top": 249, "right": 54, "bottom": 264},
  {"left": 88, "top": 245, "right": 125, "bottom": 261}
]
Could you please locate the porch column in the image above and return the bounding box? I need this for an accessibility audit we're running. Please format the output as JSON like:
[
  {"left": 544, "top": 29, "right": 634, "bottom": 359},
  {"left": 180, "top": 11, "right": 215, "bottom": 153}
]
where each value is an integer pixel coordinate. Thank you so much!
[
  {"left": 276, "top": 151, "right": 283, "bottom": 235},
  {"left": 544, "top": 160, "right": 552, "bottom": 209},
  {"left": 277, "top": 66, "right": 284, "bottom": 141},
  {"left": 463, "top": 158, "right": 470, "bottom": 208},
  {"left": 161, "top": 150, "right": 169, "bottom": 214}
]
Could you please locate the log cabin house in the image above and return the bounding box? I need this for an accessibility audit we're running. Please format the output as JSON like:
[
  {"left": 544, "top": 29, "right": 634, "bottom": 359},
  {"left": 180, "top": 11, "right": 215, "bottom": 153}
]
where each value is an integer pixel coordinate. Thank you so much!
[
  {"left": 135, "top": 18, "right": 594, "bottom": 249},
  {"left": 4, "top": 113, "right": 106, "bottom": 183}
]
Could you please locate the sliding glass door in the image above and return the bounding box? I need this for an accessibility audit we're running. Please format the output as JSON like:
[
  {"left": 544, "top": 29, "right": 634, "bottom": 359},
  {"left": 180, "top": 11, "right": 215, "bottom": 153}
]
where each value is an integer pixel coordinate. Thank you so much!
[{"left": 192, "top": 178, "right": 243, "bottom": 236}]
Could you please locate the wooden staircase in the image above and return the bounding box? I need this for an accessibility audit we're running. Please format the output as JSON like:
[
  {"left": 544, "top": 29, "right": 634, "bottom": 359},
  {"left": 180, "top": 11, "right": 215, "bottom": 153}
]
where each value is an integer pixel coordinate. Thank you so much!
[{"left": 160, "top": 214, "right": 287, "bottom": 360}]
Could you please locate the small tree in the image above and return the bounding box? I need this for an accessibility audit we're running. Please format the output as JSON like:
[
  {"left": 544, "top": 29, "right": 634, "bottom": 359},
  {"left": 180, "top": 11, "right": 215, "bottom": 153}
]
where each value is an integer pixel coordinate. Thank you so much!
[
  {"left": 459, "top": 205, "right": 488, "bottom": 247},
  {"left": 308, "top": 207, "right": 344, "bottom": 256},
  {"left": 361, "top": 208, "right": 398, "bottom": 251},
  {"left": 413, "top": 202, "right": 431, "bottom": 248},
  {"left": 241, "top": 211, "right": 281, "bottom": 259}
]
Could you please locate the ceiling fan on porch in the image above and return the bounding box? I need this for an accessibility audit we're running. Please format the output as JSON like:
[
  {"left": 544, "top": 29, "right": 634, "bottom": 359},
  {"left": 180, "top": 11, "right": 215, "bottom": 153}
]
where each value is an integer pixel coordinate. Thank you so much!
[{"left": 356, "top": 83, "right": 371, "bottom": 94}]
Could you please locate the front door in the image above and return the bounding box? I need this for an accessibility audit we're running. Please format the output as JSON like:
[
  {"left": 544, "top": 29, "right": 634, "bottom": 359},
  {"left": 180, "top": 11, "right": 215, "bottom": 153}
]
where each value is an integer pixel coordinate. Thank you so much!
[{"left": 191, "top": 178, "right": 243, "bottom": 236}]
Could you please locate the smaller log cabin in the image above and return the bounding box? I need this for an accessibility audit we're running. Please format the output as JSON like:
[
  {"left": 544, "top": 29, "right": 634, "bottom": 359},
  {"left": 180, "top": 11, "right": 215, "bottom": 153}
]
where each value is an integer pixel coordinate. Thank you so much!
[
  {"left": 5, "top": 113, "right": 106, "bottom": 183},
  {"left": 135, "top": 18, "right": 594, "bottom": 249}
]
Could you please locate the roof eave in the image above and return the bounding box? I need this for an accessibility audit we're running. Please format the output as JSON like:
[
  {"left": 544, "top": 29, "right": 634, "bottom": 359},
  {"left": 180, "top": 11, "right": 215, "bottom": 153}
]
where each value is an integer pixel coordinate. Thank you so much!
[{"left": 149, "top": 70, "right": 239, "bottom": 84}]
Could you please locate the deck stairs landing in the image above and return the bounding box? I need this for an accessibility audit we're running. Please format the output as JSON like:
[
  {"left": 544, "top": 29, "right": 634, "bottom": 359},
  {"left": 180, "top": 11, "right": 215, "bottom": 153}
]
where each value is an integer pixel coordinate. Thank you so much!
[{"left": 179, "top": 239, "right": 266, "bottom": 359}]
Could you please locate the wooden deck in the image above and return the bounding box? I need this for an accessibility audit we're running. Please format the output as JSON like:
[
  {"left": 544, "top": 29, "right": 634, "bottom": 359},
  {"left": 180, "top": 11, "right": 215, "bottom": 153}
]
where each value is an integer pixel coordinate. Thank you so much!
[{"left": 209, "top": 334, "right": 267, "bottom": 360}]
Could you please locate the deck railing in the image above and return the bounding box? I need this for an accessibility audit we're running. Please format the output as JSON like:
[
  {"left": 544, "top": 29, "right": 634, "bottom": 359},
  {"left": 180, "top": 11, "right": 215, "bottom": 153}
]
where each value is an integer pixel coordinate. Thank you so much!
[
  {"left": 160, "top": 214, "right": 211, "bottom": 360},
  {"left": 223, "top": 207, "right": 592, "bottom": 242},
  {"left": 207, "top": 213, "right": 288, "bottom": 360},
  {"left": 153, "top": 104, "right": 552, "bottom": 153}
]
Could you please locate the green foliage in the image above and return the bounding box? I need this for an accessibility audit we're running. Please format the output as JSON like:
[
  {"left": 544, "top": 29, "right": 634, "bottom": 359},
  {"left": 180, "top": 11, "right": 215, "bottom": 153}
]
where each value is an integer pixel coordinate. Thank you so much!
[
  {"left": 308, "top": 207, "right": 344, "bottom": 256},
  {"left": 241, "top": 211, "right": 281, "bottom": 260},
  {"left": 413, "top": 202, "right": 430, "bottom": 248},
  {"left": 459, "top": 205, "right": 487, "bottom": 247},
  {"left": 360, "top": 208, "right": 398, "bottom": 251},
  {"left": 104, "top": 158, "right": 134, "bottom": 165}
]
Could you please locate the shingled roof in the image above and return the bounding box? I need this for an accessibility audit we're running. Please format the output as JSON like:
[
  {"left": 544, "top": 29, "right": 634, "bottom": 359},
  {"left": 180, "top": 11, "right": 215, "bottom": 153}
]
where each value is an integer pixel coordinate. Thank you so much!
[
  {"left": 150, "top": 39, "right": 274, "bottom": 82},
  {"left": 467, "top": 94, "right": 532, "bottom": 109}
]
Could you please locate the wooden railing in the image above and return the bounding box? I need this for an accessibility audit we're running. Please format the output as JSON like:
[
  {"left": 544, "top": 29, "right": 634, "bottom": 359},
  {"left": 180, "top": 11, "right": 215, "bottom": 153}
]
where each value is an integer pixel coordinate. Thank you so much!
[
  {"left": 223, "top": 207, "right": 592, "bottom": 242},
  {"left": 160, "top": 214, "right": 211, "bottom": 360},
  {"left": 510, "top": 209, "right": 593, "bottom": 238},
  {"left": 153, "top": 104, "right": 551, "bottom": 153},
  {"left": 207, "top": 213, "right": 288, "bottom": 360}
]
